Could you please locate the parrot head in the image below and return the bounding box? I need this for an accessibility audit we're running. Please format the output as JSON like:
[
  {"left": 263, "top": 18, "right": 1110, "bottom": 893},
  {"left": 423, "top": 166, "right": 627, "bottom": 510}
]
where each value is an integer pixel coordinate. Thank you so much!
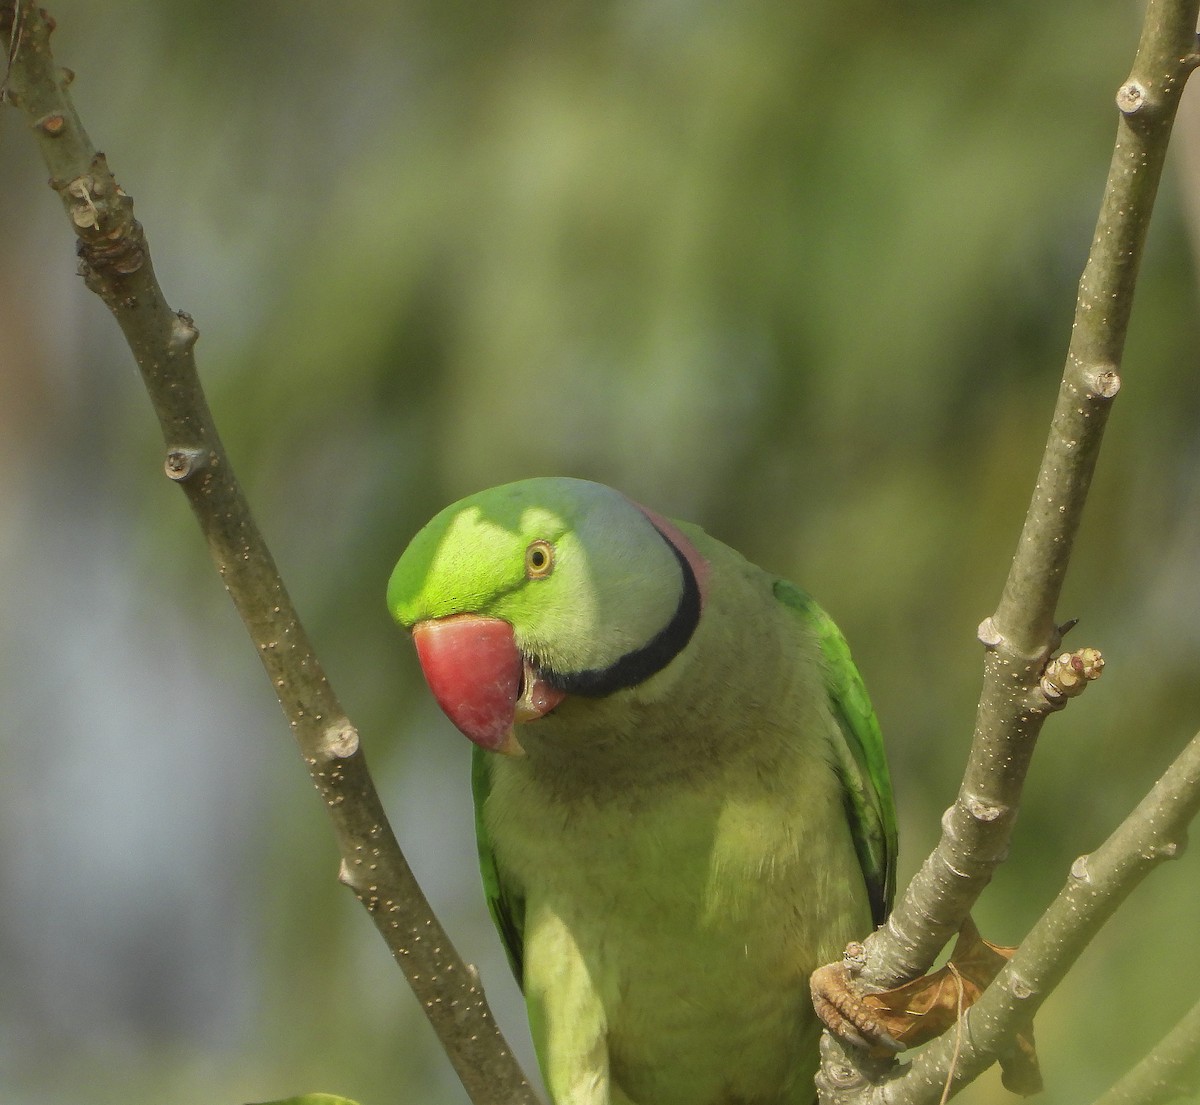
[{"left": 387, "top": 478, "right": 707, "bottom": 755}]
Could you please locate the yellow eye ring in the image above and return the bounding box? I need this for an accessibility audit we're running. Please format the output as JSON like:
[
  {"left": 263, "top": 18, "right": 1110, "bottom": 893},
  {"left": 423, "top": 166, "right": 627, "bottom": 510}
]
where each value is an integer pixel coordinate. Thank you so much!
[{"left": 525, "top": 540, "right": 555, "bottom": 579}]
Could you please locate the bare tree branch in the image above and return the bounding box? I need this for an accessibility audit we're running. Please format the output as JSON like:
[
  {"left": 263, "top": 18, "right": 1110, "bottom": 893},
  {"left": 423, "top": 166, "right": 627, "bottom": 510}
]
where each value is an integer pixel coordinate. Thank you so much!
[
  {"left": 818, "top": 0, "right": 1200, "bottom": 1100},
  {"left": 863, "top": 0, "right": 1200, "bottom": 995},
  {"left": 0, "top": 5, "right": 538, "bottom": 1103}
]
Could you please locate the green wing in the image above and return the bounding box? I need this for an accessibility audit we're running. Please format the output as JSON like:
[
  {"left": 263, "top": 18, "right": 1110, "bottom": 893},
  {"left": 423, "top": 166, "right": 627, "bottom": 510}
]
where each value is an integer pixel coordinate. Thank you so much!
[
  {"left": 471, "top": 745, "right": 527, "bottom": 986},
  {"left": 774, "top": 580, "right": 898, "bottom": 925}
]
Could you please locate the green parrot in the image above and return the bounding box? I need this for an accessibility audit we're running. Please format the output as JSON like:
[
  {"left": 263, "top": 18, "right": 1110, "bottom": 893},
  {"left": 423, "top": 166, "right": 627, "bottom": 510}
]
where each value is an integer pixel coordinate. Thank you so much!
[{"left": 387, "top": 477, "right": 896, "bottom": 1105}]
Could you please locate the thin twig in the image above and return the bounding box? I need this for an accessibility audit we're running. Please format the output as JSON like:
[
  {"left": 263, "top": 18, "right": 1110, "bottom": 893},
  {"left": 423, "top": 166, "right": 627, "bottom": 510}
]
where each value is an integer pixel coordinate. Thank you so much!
[{"left": 0, "top": 6, "right": 538, "bottom": 1103}]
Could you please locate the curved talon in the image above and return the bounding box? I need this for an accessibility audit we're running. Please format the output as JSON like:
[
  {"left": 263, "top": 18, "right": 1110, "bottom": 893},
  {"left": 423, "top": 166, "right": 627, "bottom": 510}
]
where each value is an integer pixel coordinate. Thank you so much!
[{"left": 810, "top": 962, "right": 903, "bottom": 1055}]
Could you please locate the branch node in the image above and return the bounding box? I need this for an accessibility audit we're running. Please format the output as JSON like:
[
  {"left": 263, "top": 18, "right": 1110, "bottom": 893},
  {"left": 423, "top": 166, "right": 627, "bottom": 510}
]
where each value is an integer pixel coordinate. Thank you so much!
[
  {"left": 1005, "top": 970, "right": 1038, "bottom": 1003},
  {"left": 170, "top": 310, "right": 199, "bottom": 353},
  {"left": 977, "top": 617, "right": 1004, "bottom": 648},
  {"left": 1116, "top": 80, "right": 1147, "bottom": 115},
  {"left": 34, "top": 111, "right": 65, "bottom": 136},
  {"left": 77, "top": 213, "right": 147, "bottom": 278},
  {"left": 1070, "top": 854, "right": 1091, "bottom": 883},
  {"left": 321, "top": 719, "right": 360, "bottom": 759},
  {"left": 163, "top": 447, "right": 209, "bottom": 482},
  {"left": 1141, "top": 838, "right": 1184, "bottom": 862},
  {"left": 963, "top": 794, "right": 1010, "bottom": 824},
  {"left": 1085, "top": 365, "right": 1122, "bottom": 400},
  {"left": 64, "top": 174, "right": 101, "bottom": 228},
  {"left": 56, "top": 156, "right": 147, "bottom": 279}
]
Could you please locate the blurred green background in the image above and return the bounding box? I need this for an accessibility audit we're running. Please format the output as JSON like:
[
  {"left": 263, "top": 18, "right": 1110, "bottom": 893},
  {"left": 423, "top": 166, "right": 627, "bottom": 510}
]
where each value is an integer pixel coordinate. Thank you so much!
[{"left": 2, "top": 2, "right": 1199, "bottom": 1103}]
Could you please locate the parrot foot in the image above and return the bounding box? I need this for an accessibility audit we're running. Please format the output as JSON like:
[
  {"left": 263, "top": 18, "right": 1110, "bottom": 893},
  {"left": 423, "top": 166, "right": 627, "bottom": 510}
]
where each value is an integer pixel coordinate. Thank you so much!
[
  {"left": 810, "top": 921, "right": 1044, "bottom": 1094},
  {"left": 810, "top": 952, "right": 902, "bottom": 1054}
]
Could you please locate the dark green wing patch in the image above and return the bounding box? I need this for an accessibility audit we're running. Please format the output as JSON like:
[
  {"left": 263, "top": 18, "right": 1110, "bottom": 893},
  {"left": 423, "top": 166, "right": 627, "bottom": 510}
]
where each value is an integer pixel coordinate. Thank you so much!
[
  {"left": 471, "top": 746, "right": 527, "bottom": 987},
  {"left": 773, "top": 580, "right": 898, "bottom": 925}
]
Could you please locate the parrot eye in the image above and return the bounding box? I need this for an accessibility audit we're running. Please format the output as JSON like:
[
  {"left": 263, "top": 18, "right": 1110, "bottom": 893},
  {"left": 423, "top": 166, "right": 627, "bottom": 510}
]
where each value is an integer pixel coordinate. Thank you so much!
[{"left": 525, "top": 540, "right": 555, "bottom": 579}]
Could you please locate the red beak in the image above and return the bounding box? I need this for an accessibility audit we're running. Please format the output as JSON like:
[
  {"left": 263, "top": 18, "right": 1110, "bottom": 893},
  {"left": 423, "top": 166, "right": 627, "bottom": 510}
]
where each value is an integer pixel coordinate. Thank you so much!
[{"left": 411, "top": 614, "right": 564, "bottom": 754}]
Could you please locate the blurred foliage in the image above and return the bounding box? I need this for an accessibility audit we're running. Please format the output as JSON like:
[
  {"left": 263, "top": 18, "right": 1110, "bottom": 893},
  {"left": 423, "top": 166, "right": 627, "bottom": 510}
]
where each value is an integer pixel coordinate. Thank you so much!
[{"left": 1, "top": 1, "right": 1199, "bottom": 1104}]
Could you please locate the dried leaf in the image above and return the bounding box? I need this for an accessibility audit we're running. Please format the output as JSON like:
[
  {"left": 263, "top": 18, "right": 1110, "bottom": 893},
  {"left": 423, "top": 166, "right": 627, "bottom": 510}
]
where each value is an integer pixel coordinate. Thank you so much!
[
  {"left": 859, "top": 918, "right": 1042, "bottom": 1094},
  {"left": 999, "top": 1030, "right": 1044, "bottom": 1096}
]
